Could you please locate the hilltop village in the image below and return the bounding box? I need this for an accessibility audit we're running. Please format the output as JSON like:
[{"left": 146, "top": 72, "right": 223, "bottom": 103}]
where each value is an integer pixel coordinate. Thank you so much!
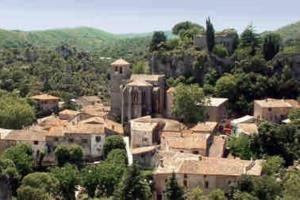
[
  {"left": 1, "top": 56, "right": 300, "bottom": 199},
  {"left": 0, "top": 20, "right": 300, "bottom": 200}
]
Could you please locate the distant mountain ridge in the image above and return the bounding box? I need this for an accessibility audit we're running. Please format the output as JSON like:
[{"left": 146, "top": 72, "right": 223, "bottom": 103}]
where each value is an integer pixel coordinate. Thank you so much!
[
  {"left": 0, "top": 27, "right": 173, "bottom": 52},
  {"left": 0, "top": 21, "right": 299, "bottom": 51}
]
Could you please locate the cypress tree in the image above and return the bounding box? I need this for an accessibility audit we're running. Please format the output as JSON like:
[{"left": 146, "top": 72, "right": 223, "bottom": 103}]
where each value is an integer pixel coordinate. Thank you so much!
[
  {"left": 206, "top": 17, "right": 215, "bottom": 52},
  {"left": 263, "top": 33, "right": 281, "bottom": 61},
  {"left": 165, "top": 172, "right": 185, "bottom": 200}
]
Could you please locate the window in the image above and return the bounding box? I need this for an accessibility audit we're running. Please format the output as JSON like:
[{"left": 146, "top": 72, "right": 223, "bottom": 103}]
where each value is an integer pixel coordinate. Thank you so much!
[
  {"left": 268, "top": 108, "right": 272, "bottom": 112},
  {"left": 33, "top": 141, "right": 39, "bottom": 145},
  {"left": 205, "top": 181, "right": 209, "bottom": 189},
  {"left": 192, "top": 151, "right": 199, "bottom": 154},
  {"left": 183, "top": 180, "right": 188, "bottom": 187},
  {"left": 119, "top": 67, "right": 123, "bottom": 74},
  {"left": 184, "top": 174, "right": 187, "bottom": 178},
  {"left": 54, "top": 137, "right": 59, "bottom": 142},
  {"left": 69, "top": 138, "right": 74, "bottom": 143},
  {"left": 95, "top": 136, "right": 101, "bottom": 142},
  {"left": 142, "top": 138, "right": 148, "bottom": 142},
  {"left": 115, "top": 66, "right": 118, "bottom": 72}
]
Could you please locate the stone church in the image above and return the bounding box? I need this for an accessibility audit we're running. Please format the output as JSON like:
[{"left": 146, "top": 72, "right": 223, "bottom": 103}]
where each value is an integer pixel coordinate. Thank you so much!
[{"left": 110, "top": 59, "right": 165, "bottom": 123}]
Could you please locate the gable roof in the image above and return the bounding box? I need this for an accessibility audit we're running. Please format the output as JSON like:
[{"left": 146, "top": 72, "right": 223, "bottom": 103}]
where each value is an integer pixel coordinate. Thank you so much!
[
  {"left": 205, "top": 97, "right": 228, "bottom": 107},
  {"left": 191, "top": 122, "right": 218, "bottom": 133},
  {"left": 254, "top": 98, "right": 296, "bottom": 108},
  {"left": 179, "top": 157, "right": 262, "bottom": 176},
  {"left": 111, "top": 58, "right": 130, "bottom": 66}
]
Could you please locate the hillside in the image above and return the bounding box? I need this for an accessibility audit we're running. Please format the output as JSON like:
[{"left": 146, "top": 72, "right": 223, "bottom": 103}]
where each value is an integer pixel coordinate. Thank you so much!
[
  {"left": 269, "top": 21, "right": 300, "bottom": 45},
  {"left": 0, "top": 27, "right": 121, "bottom": 50}
]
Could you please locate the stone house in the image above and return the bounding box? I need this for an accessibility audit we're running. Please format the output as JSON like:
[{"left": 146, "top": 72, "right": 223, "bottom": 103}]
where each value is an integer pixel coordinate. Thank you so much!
[
  {"left": 254, "top": 98, "right": 300, "bottom": 123},
  {"left": 191, "top": 121, "right": 218, "bottom": 135},
  {"left": 59, "top": 109, "right": 80, "bottom": 121},
  {"left": 45, "top": 123, "right": 105, "bottom": 161},
  {"left": 31, "top": 94, "right": 59, "bottom": 114},
  {"left": 204, "top": 97, "right": 228, "bottom": 123},
  {"left": 75, "top": 96, "right": 102, "bottom": 107},
  {"left": 131, "top": 145, "right": 159, "bottom": 169},
  {"left": 161, "top": 131, "right": 213, "bottom": 156},
  {"left": 153, "top": 152, "right": 262, "bottom": 200}
]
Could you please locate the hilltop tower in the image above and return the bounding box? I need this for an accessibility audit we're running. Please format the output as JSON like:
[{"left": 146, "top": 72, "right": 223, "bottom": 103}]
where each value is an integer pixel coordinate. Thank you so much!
[{"left": 110, "top": 58, "right": 131, "bottom": 119}]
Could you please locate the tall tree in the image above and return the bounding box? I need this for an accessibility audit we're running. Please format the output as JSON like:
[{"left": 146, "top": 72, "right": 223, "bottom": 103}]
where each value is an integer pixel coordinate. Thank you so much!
[
  {"left": 165, "top": 172, "right": 185, "bottom": 200},
  {"left": 240, "top": 25, "right": 260, "bottom": 55},
  {"left": 172, "top": 21, "right": 204, "bottom": 35},
  {"left": 263, "top": 33, "right": 281, "bottom": 60},
  {"left": 172, "top": 83, "right": 206, "bottom": 123},
  {"left": 149, "top": 31, "right": 167, "bottom": 52},
  {"left": 113, "top": 164, "right": 151, "bottom": 200},
  {"left": 206, "top": 17, "right": 215, "bottom": 52}
]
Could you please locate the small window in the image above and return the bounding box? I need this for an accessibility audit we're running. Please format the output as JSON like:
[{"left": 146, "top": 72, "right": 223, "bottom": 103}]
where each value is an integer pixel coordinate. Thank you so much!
[
  {"left": 228, "top": 180, "right": 231, "bottom": 185},
  {"left": 183, "top": 180, "right": 188, "bottom": 187},
  {"left": 33, "top": 141, "right": 39, "bottom": 145},
  {"left": 184, "top": 174, "right": 187, "bottom": 178},
  {"left": 142, "top": 138, "right": 148, "bottom": 142},
  {"left": 115, "top": 66, "right": 118, "bottom": 72},
  {"left": 268, "top": 108, "right": 272, "bottom": 112},
  {"left": 192, "top": 151, "right": 199, "bottom": 154},
  {"left": 95, "top": 136, "right": 101, "bottom": 142},
  {"left": 54, "top": 137, "right": 59, "bottom": 142},
  {"left": 119, "top": 67, "right": 123, "bottom": 74},
  {"left": 69, "top": 138, "right": 74, "bottom": 143},
  {"left": 205, "top": 181, "right": 209, "bottom": 189}
]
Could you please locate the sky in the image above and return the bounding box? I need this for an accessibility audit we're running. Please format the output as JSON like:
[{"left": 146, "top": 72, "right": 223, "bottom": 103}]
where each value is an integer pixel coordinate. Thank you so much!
[{"left": 0, "top": 0, "right": 299, "bottom": 34}]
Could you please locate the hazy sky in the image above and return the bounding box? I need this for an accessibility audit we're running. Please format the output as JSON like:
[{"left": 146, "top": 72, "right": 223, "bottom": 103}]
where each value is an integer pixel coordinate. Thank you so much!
[{"left": 0, "top": 0, "right": 299, "bottom": 33}]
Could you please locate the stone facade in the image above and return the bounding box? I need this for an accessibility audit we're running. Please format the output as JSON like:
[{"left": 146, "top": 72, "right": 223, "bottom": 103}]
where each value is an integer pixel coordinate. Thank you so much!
[
  {"left": 31, "top": 94, "right": 59, "bottom": 114},
  {"left": 204, "top": 98, "right": 228, "bottom": 122},
  {"left": 110, "top": 59, "right": 166, "bottom": 123},
  {"left": 254, "top": 98, "right": 299, "bottom": 123},
  {"left": 193, "top": 29, "right": 238, "bottom": 53}
]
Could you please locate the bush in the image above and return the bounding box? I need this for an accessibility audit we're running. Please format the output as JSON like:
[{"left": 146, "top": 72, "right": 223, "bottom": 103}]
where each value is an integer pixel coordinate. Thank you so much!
[
  {"left": 54, "top": 144, "right": 83, "bottom": 166},
  {"left": 103, "top": 135, "right": 126, "bottom": 159},
  {"left": 213, "top": 44, "right": 229, "bottom": 58}
]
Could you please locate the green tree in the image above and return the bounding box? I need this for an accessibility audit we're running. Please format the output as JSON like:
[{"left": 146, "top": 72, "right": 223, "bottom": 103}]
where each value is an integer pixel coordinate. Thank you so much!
[
  {"left": 113, "top": 164, "right": 151, "bottom": 200},
  {"left": 282, "top": 170, "right": 300, "bottom": 199},
  {"left": 227, "top": 135, "right": 253, "bottom": 160},
  {"left": 263, "top": 33, "right": 281, "bottom": 60},
  {"left": 0, "top": 93, "right": 35, "bottom": 129},
  {"left": 165, "top": 172, "right": 184, "bottom": 200},
  {"left": 3, "top": 143, "right": 34, "bottom": 176},
  {"left": 215, "top": 74, "right": 237, "bottom": 100},
  {"left": 233, "top": 191, "right": 258, "bottom": 200},
  {"left": 172, "top": 21, "right": 204, "bottom": 35},
  {"left": 80, "top": 165, "right": 99, "bottom": 198},
  {"left": 172, "top": 84, "right": 206, "bottom": 123},
  {"left": 252, "top": 176, "right": 281, "bottom": 200},
  {"left": 187, "top": 187, "right": 204, "bottom": 200},
  {"left": 50, "top": 164, "right": 80, "bottom": 200},
  {"left": 106, "top": 149, "right": 128, "bottom": 166},
  {"left": 207, "top": 189, "right": 226, "bottom": 200},
  {"left": 103, "top": 135, "right": 126, "bottom": 159},
  {"left": 132, "top": 61, "right": 148, "bottom": 74},
  {"left": 150, "top": 31, "right": 167, "bottom": 52},
  {"left": 206, "top": 17, "right": 215, "bottom": 52},
  {"left": 240, "top": 25, "right": 260, "bottom": 55},
  {"left": 262, "top": 156, "right": 284, "bottom": 175},
  {"left": 213, "top": 44, "right": 229, "bottom": 58},
  {"left": 54, "top": 144, "right": 83, "bottom": 166},
  {"left": 17, "top": 172, "right": 59, "bottom": 200},
  {"left": 0, "top": 158, "right": 20, "bottom": 198},
  {"left": 288, "top": 108, "right": 300, "bottom": 123}
]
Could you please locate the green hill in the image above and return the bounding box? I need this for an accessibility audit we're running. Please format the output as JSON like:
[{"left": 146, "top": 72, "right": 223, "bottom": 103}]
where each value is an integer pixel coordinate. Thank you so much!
[
  {"left": 261, "top": 21, "right": 300, "bottom": 47},
  {"left": 0, "top": 27, "right": 122, "bottom": 51}
]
